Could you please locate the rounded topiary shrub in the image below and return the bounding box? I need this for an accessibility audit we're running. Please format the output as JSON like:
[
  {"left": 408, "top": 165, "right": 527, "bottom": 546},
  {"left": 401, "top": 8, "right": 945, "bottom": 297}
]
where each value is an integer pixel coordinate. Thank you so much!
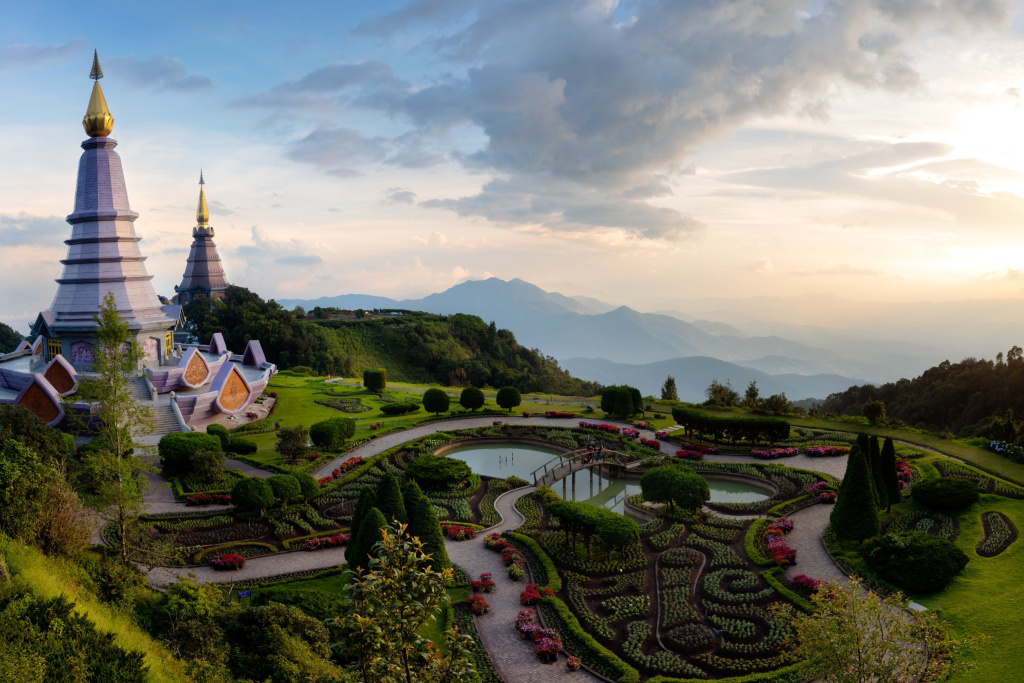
[
  {"left": 363, "top": 368, "right": 387, "bottom": 392},
  {"left": 228, "top": 438, "right": 258, "bottom": 455},
  {"left": 911, "top": 478, "right": 980, "bottom": 511},
  {"left": 268, "top": 474, "right": 301, "bottom": 504},
  {"left": 862, "top": 531, "right": 969, "bottom": 593},
  {"left": 422, "top": 388, "right": 451, "bottom": 416},
  {"left": 404, "top": 455, "right": 471, "bottom": 490},
  {"left": 206, "top": 423, "right": 230, "bottom": 450},
  {"left": 309, "top": 417, "right": 356, "bottom": 451},
  {"left": 231, "top": 477, "right": 274, "bottom": 514},
  {"left": 159, "top": 432, "right": 223, "bottom": 478},
  {"left": 292, "top": 471, "right": 319, "bottom": 500}
]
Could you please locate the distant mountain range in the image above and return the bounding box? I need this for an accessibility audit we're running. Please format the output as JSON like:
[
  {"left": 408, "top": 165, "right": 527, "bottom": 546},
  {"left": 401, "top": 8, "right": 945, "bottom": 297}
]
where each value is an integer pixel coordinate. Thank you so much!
[{"left": 279, "top": 277, "right": 948, "bottom": 400}]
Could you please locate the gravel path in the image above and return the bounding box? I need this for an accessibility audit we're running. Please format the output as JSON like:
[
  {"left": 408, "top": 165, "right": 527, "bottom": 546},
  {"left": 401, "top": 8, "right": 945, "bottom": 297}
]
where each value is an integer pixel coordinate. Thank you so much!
[
  {"left": 446, "top": 487, "right": 602, "bottom": 682},
  {"left": 148, "top": 547, "right": 348, "bottom": 587}
]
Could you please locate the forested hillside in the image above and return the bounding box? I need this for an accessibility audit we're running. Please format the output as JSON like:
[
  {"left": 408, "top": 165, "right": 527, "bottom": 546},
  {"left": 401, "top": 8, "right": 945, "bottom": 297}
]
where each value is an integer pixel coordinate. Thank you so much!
[
  {"left": 818, "top": 347, "right": 1024, "bottom": 436},
  {"left": 183, "top": 287, "right": 600, "bottom": 395}
]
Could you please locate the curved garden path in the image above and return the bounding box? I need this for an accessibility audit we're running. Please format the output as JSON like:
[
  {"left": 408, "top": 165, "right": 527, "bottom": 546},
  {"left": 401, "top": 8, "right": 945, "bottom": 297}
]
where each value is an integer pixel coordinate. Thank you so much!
[{"left": 145, "top": 416, "right": 847, "bottom": 587}]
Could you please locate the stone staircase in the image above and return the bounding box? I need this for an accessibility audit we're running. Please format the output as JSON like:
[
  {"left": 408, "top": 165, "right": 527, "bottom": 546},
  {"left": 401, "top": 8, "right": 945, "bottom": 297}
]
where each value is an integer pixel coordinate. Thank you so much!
[
  {"left": 127, "top": 376, "right": 153, "bottom": 401},
  {"left": 148, "top": 404, "right": 183, "bottom": 437}
]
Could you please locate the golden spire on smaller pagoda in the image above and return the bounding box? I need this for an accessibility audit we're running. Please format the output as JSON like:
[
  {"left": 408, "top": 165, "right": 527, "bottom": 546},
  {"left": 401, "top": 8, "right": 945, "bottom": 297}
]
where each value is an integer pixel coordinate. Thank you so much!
[
  {"left": 196, "top": 171, "right": 210, "bottom": 229},
  {"left": 83, "top": 50, "right": 114, "bottom": 137}
]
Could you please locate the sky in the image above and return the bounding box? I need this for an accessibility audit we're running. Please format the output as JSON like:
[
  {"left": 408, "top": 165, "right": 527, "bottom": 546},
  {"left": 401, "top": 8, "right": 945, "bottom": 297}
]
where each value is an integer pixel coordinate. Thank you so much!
[{"left": 4, "top": 0, "right": 1024, "bottom": 333}]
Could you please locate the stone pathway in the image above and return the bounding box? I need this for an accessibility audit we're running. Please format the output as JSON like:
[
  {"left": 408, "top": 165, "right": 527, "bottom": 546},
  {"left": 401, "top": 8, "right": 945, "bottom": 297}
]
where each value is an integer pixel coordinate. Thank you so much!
[
  {"left": 148, "top": 547, "right": 348, "bottom": 587},
  {"left": 446, "top": 487, "right": 602, "bottom": 682},
  {"left": 782, "top": 504, "right": 845, "bottom": 583}
]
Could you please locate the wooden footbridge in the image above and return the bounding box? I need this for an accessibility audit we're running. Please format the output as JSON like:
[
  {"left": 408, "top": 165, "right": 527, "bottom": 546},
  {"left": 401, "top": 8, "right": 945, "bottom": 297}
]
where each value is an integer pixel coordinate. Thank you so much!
[{"left": 529, "top": 447, "right": 651, "bottom": 488}]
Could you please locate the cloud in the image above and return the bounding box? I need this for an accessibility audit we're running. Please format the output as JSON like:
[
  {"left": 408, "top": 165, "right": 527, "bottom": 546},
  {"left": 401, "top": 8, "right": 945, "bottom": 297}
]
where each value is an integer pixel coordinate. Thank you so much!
[
  {"left": 384, "top": 187, "right": 417, "bottom": 204},
  {"left": 288, "top": 126, "right": 389, "bottom": 172},
  {"left": 106, "top": 54, "right": 213, "bottom": 92},
  {"left": 750, "top": 257, "right": 775, "bottom": 275},
  {"left": 0, "top": 213, "right": 68, "bottom": 246},
  {"left": 794, "top": 263, "right": 888, "bottom": 276},
  {"left": 242, "top": 0, "right": 1009, "bottom": 240},
  {"left": 0, "top": 40, "right": 84, "bottom": 70}
]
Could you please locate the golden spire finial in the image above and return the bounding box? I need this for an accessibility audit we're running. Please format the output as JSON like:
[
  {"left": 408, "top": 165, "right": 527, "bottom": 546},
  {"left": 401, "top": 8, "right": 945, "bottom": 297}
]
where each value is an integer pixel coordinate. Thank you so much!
[
  {"left": 196, "top": 173, "right": 210, "bottom": 228},
  {"left": 82, "top": 51, "right": 114, "bottom": 137}
]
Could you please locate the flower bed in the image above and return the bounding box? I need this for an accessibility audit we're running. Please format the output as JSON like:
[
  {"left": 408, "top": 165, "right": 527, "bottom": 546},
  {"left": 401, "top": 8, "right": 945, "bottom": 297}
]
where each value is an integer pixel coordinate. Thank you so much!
[
  {"left": 303, "top": 533, "right": 349, "bottom": 551},
  {"left": 209, "top": 553, "right": 246, "bottom": 570},
  {"left": 443, "top": 524, "right": 478, "bottom": 541},
  {"left": 639, "top": 438, "right": 661, "bottom": 450},
  {"left": 578, "top": 421, "right": 620, "bottom": 434},
  {"left": 764, "top": 518, "right": 796, "bottom": 566},
  {"left": 804, "top": 446, "right": 848, "bottom": 457},
  {"left": 186, "top": 493, "right": 231, "bottom": 506},
  {"left": 751, "top": 448, "right": 800, "bottom": 460},
  {"left": 471, "top": 573, "right": 496, "bottom": 593},
  {"left": 675, "top": 449, "right": 704, "bottom": 461},
  {"left": 467, "top": 594, "right": 490, "bottom": 615},
  {"left": 675, "top": 441, "right": 718, "bottom": 454},
  {"left": 545, "top": 411, "right": 577, "bottom": 418}
]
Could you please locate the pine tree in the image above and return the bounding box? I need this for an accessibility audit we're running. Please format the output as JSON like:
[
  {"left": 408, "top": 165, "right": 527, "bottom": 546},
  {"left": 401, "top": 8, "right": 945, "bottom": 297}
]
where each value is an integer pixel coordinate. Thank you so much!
[
  {"left": 346, "top": 485, "right": 376, "bottom": 565},
  {"left": 880, "top": 437, "right": 901, "bottom": 512},
  {"left": 869, "top": 436, "right": 888, "bottom": 510},
  {"left": 830, "top": 446, "right": 880, "bottom": 542},
  {"left": 410, "top": 496, "right": 450, "bottom": 570},
  {"left": 661, "top": 375, "right": 678, "bottom": 401},
  {"left": 402, "top": 479, "right": 426, "bottom": 531},
  {"left": 375, "top": 472, "right": 407, "bottom": 524},
  {"left": 348, "top": 507, "right": 388, "bottom": 570}
]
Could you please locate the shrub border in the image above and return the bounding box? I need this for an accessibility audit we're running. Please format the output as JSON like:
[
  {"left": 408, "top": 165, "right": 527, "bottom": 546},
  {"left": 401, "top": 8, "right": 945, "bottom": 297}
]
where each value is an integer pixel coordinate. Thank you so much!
[
  {"left": 760, "top": 566, "right": 814, "bottom": 613},
  {"left": 743, "top": 518, "right": 773, "bottom": 567},
  {"left": 194, "top": 541, "right": 278, "bottom": 563},
  {"left": 281, "top": 528, "right": 352, "bottom": 550}
]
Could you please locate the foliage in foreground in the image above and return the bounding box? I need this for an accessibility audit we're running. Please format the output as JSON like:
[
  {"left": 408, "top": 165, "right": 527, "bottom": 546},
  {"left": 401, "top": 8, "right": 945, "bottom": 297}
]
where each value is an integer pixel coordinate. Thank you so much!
[
  {"left": 782, "top": 576, "right": 983, "bottom": 683},
  {"left": 327, "top": 520, "right": 477, "bottom": 682}
]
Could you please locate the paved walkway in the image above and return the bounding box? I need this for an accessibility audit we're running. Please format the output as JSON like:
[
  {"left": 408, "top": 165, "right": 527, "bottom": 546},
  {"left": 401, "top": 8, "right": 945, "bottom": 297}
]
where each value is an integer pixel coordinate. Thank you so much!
[
  {"left": 148, "top": 546, "right": 348, "bottom": 587},
  {"left": 446, "top": 486, "right": 602, "bottom": 682},
  {"left": 782, "top": 504, "right": 844, "bottom": 583}
]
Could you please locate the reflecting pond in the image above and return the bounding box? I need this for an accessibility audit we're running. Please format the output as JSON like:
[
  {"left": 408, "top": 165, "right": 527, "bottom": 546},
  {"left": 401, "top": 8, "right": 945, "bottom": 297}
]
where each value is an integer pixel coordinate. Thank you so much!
[{"left": 444, "top": 443, "right": 772, "bottom": 514}]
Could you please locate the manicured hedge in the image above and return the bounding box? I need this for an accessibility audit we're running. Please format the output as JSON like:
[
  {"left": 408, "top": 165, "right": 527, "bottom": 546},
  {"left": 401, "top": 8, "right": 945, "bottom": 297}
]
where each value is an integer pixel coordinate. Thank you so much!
[
  {"left": 671, "top": 408, "right": 790, "bottom": 444},
  {"left": 194, "top": 541, "right": 277, "bottom": 563},
  {"left": 309, "top": 416, "right": 356, "bottom": 451},
  {"left": 539, "top": 596, "right": 640, "bottom": 683},
  {"left": 911, "top": 477, "right": 980, "bottom": 511},
  {"left": 282, "top": 528, "right": 352, "bottom": 550},
  {"left": 862, "top": 531, "right": 969, "bottom": 593},
  {"left": 761, "top": 566, "right": 814, "bottom": 613},
  {"left": 743, "top": 518, "right": 773, "bottom": 566},
  {"left": 158, "top": 431, "right": 223, "bottom": 477},
  {"left": 503, "top": 531, "right": 562, "bottom": 591},
  {"left": 647, "top": 662, "right": 808, "bottom": 683},
  {"left": 380, "top": 402, "right": 420, "bottom": 416},
  {"left": 228, "top": 438, "right": 258, "bottom": 455}
]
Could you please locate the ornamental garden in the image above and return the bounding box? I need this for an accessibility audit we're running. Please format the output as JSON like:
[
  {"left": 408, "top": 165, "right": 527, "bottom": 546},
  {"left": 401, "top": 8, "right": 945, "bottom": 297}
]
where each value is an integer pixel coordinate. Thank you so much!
[{"left": 93, "top": 372, "right": 1024, "bottom": 681}]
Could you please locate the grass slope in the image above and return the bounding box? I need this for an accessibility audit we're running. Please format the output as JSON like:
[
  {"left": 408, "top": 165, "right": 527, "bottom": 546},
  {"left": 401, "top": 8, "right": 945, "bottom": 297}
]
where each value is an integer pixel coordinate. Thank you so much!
[{"left": 0, "top": 536, "right": 189, "bottom": 683}]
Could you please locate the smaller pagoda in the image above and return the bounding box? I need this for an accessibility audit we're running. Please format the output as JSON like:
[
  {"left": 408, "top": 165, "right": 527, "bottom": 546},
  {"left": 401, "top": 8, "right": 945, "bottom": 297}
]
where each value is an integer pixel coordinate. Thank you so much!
[{"left": 175, "top": 172, "right": 229, "bottom": 305}]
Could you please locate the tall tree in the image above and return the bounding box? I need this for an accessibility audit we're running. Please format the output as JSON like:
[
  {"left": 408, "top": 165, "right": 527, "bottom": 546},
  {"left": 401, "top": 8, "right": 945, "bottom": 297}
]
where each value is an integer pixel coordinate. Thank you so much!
[
  {"left": 660, "top": 375, "right": 678, "bottom": 401},
  {"left": 375, "top": 472, "right": 408, "bottom": 524},
  {"left": 347, "top": 507, "right": 388, "bottom": 570},
  {"left": 73, "top": 292, "right": 154, "bottom": 562},
  {"left": 275, "top": 424, "right": 309, "bottom": 464},
  {"left": 830, "top": 446, "right": 880, "bottom": 542},
  {"left": 410, "top": 496, "right": 450, "bottom": 570},
  {"left": 346, "top": 485, "right": 377, "bottom": 565},
  {"left": 869, "top": 436, "right": 888, "bottom": 510},
  {"left": 783, "top": 577, "right": 983, "bottom": 683},
  {"left": 880, "top": 437, "right": 901, "bottom": 511},
  {"left": 743, "top": 380, "right": 760, "bottom": 409},
  {"left": 327, "top": 520, "right": 475, "bottom": 683},
  {"left": 402, "top": 479, "right": 426, "bottom": 531}
]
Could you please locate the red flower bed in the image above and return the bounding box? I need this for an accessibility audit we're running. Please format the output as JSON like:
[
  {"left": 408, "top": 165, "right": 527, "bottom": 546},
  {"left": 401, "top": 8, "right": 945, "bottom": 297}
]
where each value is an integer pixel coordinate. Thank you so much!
[
  {"left": 209, "top": 553, "right": 246, "bottom": 571},
  {"left": 792, "top": 574, "right": 821, "bottom": 592},
  {"left": 329, "top": 456, "right": 364, "bottom": 480},
  {"left": 303, "top": 533, "right": 350, "bottom": 551},
  {"left": 467, "top": 594, "right": 490, "bottom": 615},
  {"left": 804, "top": 446, "right": 849, "bottom": 457},
  {"left": 520, "top": 584, "right": 541, "bottom": 605},
  {"left": 578, "top": 421, "right": 620, "bottom": 434},
  {"left": 306, "top": 452, "right": 322, "bottom": 460},
  {"left": 186, "top": 493, "right": 231, "bottom": 506},
  {"left": 675, "top": 450, "right": 704, "bottom": 461},
  {"left": 442, "top": 524, "right": 477, "bottom": 541},
  {"left": 676, "top": 441, "right": 718, "bottom": 454},
  {"left": 640, "top": 437, "right": 661, "bottom": 450},
  {"left": 896, "top": 459, "right": 913, "bottom": 486},
  {"left": 317, "top": 476, "right": 333, "bottom": 486},
  {"left": 622, "top": 428, "right": 640, "bottom": 438},
  {"left": 544, "top": 411, "right": 577, "bottom": 418}
]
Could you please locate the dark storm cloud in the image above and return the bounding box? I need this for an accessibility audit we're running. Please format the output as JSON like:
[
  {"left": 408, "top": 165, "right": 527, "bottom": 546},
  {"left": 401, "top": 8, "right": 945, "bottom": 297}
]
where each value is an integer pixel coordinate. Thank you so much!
[{"left": 242, "top": 0, "right": 1010, "bottom": 240}]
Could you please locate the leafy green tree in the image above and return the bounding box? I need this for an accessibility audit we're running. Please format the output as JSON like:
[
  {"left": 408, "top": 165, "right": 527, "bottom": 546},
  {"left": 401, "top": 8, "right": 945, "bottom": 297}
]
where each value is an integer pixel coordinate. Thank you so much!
[
  {"left": 268, "top": 474, "right": 301, "bottom": 508},
  {"left": 158, "top": 432, "right": 223, "bottom": 478},
  {"left": 496, "top": 386, "right": 521, "bottom": 413},
  {"left": 459, "top": 386, "right": 485, "bottom": 411},
  {"left": 310, "top": 417, "right": 355, "bottom": 451},
  {"left": 762, "top": 393, "right": 793, "bottom": 414},
  {"left": 661, "top": 375, "right": 678, "bottom": 401},
  {"left": 783, "top": 576, "right": 983, "bottom": 683},
  {"left": 869, "top": 436, "right": 888, "bottom": 510},
  {"left": 327, "top": 520, "right": 476, "bottom": 683},
  {"left": 640, "top": 464, "right": 709, "bottom": 512},
  {"left": 830, "top": 446, "right": 880, "bottom": 542},
  {"left": 704, "top": 380, "right": 739, "bottom": 408},
  {"left": 275, "top": 424, "right": 309, "bottom": 464},
  {"left": 225, "top": 602, "right": 336, "bottom": 682},
  {"left": 404, "top": 456, "right": 471, "bottom": 490},
  {"left": 601, "top": 385, "right": 642, "bottom": 418},
  {"left": 347, "top": 507, "right": 388, "bottom": 570},
  {"left": 409, "top": 495, "right": 450, "bottom": 570},
  {"left": 72, "top": 292, "right": 154, "bottom": 562},
  {"left": 422, "top": 388, "right": 450, "bottom": 416},
  {"left": 743, "top": 381, "right": 760, "bottom": 409},
  {"left": 862, "top": 400, "right": 887, "bottom": 426},
  {"left": 231, "top": 477, "right": 275, "bottom": 515},
  {"left": 189, "top": 449, "right": 225, "bottom": 485},
  {"left": 375, "top": 472, "right": 408, "bottom": 524},
  {"left": 363, "top": 368, "right": 387, "bottom": 392},
  {"left": 880, "top": 437, "right": 901, "bottom": 511},
  {"left": 0, "top": 321, "right": 22, "bottom": 353}
]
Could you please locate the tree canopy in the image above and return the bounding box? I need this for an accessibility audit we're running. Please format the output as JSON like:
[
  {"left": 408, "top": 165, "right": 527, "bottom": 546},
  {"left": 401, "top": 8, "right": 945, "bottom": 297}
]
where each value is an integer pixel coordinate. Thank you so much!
[
  {"left": 422, "top": 388, "right": 450, "bottom": 415},
  {"left": 640, "top": 464, "right": 710, "bottom": 512},
  {"left": 459, "top": 386, "right": 485, "bottom": 411}
]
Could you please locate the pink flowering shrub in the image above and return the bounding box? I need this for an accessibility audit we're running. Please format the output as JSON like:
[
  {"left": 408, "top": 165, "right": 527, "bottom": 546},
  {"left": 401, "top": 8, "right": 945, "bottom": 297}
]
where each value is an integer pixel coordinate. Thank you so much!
[
  {"left": 792, "top": 574, "right": 821, "bottom": 593},
  {"left": 209, "top": 553, "right": 246, "bottom": 570},
  {"left": 304, "top": 533, "right": 350, "bottom": 551}
]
